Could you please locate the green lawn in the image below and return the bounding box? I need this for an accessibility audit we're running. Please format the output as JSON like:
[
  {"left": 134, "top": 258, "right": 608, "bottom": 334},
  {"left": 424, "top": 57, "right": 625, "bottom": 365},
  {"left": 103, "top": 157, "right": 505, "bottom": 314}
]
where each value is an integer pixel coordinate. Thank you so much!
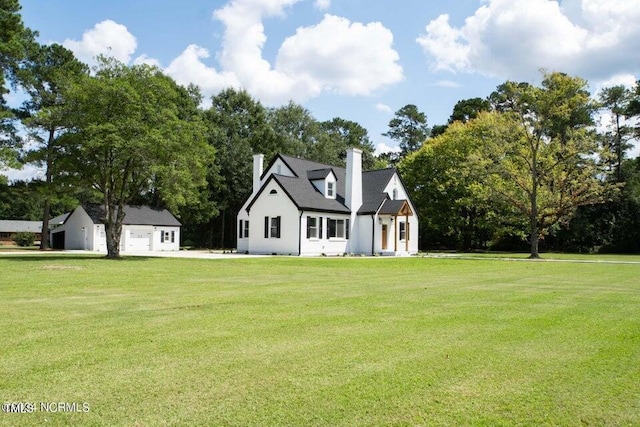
[{"left": 1, "top": 255, "right": 639, "bottom": 426}]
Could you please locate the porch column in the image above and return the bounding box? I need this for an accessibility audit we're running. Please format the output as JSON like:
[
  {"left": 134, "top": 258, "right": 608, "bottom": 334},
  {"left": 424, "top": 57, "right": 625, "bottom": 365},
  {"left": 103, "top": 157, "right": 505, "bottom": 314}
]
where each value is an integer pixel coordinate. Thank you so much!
[
  {"left": 405, "top": 213, "right": 409, "bottom": 252},
  {"left": 394, "top": 215, "right": 398, "bottom": 252}
]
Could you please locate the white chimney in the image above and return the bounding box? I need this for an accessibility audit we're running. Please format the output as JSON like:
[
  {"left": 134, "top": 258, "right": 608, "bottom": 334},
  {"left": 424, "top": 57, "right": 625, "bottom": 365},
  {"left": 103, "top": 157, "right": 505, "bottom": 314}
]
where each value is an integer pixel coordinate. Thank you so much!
[
  {"left": 253, "top": 154, "right": 264, "bottom": 194},
  {"left": 345, "top": 148, "right": 362, "bottom": 211}
]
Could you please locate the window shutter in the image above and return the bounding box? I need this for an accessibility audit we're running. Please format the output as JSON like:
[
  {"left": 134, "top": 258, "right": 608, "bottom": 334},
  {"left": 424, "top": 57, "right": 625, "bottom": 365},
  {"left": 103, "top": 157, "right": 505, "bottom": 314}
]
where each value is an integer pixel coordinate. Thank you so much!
[
  {"left": 276, "top": 216, "right": 281, "bottom": 238},
  {"left": 239, "top": 220, "right": 243, "bottom": 239},
  {"left": 161, "top": 230, "right": 165, "bottom": 243},
  {"left": 346, "top": 218, "right": 350, "bottom": 240},
  {"left": 319, "top": 217, "right": 323, "bottom": 239},
  {"left": 264, "top": 216, "right": 269, "bottom": 238},
  {"left": 306, "top": 216, "right": 310, "bottom": 239},
  {"left": 171, "top": 230, "right": 175, "bottom": 243}
]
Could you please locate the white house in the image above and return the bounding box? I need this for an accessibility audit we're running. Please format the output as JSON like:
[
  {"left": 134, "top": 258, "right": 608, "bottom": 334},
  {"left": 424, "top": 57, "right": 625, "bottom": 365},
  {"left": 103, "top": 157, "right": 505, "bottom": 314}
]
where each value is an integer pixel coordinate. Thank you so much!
[
  {"left": 51, "top": 204, "right": 181, "bottom": 252},
  {"left": 237, "top": 148, "right": 418, "bottom": 256}
]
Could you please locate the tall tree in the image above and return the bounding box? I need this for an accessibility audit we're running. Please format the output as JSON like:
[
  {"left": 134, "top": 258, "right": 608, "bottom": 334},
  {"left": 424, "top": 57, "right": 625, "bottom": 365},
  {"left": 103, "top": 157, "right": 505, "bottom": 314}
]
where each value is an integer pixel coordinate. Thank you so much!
[
  {"left": 476, "top": 73, "right": 607, "bottom": 258},
  {"left": 316, "top": 118, "right": 376, "bottom": 169},
  {"left": 382, "top": 104, "right": 429, "bottom": 157},
  {"left": 626, "top": 80, "right": 640, "bottom": 138},
  {"left": 400, "top": 120, "right": 522, "bottom": 251},
  {"left": 205, "top": 88, "right": 275, "bottom": 248},
  {"left": 598, "top": 85, "right": 632, "bottom": 182},
  {"left": 0, "top": 0, "right": 36, "bottom": 171},
  {"left": 268, "top": 101, "right": 318, "bottom": 159},
  {"left": 449, "top": 97, "right": 491, "bottom": 124},
  {"left": 17, "top": 43, "right": 88, "bottom": 249},
  {"left": 61, "top": 57, "right": 212, "bottom": 258}
]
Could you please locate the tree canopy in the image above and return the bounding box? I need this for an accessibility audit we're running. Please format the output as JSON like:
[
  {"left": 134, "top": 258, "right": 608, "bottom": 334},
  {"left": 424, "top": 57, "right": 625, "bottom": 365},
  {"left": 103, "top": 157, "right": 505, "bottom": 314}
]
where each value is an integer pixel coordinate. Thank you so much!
[
  {"left": 61, "top": 57, "right": 213, "bottom": 258},
  {"left": 383, "top": 104, "right": 429, "bottom": 157}
]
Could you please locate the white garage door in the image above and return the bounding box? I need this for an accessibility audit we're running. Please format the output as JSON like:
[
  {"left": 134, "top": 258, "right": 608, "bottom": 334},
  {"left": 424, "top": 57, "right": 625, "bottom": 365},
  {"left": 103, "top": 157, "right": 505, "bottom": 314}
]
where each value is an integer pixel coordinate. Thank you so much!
[{"left": 128, "top": 229, "right": 152, "bottom": 251}]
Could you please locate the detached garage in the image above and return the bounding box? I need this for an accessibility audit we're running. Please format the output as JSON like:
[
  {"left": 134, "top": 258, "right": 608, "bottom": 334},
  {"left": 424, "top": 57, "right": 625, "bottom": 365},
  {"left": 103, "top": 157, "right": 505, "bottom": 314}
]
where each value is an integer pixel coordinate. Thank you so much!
[{"left": 51, "top": 204, "right": 181, "bottom": 253}]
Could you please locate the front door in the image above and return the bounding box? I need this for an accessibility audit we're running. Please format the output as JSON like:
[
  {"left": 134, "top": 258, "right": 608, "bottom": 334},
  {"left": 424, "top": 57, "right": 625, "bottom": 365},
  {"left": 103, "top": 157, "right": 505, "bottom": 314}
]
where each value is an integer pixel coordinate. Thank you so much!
[{"left": 381, "top": 224, "right": 388, "bottom": 250}]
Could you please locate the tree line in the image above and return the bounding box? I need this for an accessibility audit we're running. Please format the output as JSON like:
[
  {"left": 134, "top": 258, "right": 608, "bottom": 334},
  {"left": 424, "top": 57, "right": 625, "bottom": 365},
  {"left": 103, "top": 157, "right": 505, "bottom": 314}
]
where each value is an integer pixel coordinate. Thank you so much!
[{"left": 1, "top": 0, "right": 639, "bottom": 258}]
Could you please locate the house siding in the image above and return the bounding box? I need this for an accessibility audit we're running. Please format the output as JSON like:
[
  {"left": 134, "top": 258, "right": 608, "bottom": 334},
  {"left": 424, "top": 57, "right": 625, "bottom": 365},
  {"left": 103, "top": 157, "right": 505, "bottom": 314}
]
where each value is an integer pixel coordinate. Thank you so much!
[
  {"left": 299, "top": 212, "right": 351, "bottom": 256},
  {"left": 248, "top": 180, "right": 300, "bottom": 255}
]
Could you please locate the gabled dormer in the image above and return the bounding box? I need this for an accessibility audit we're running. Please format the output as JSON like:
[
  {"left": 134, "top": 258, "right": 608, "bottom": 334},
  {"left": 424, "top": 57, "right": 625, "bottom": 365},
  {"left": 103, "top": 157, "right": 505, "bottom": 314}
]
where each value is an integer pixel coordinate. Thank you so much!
[{"left": 308, "top": 168, "right": 337, "bottom": 199}]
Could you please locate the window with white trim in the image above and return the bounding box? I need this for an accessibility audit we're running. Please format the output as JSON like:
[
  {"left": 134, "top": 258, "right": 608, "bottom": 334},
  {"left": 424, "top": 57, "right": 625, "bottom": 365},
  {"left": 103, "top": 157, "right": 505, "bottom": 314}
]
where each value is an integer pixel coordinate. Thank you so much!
[
  {"left": 399, "top": 221, "right": 408, "bottom": 241},
  {"left": 327, "top": 218, "right": 349, "bottom": 239},
  {"left": 161, "top": 230, "right": 175, "bottom": 243},
  {"left": 239, "top": 219, "right": 249, "bottom": 238},
  {"left": 327, "top": 181, "right": 335, "bottom": 198},
  {"left": 307, "top": 216, "right": 318, "bottom": 239},
  {"left": 264, "top": 216, "right": 281, "bottom": 238}
]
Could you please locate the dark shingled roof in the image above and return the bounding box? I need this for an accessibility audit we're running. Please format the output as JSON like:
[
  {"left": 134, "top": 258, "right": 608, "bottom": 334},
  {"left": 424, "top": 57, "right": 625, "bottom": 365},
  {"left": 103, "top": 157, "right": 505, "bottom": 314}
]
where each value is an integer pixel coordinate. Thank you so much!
[
  {"left": 248, "top": 154, "right": 398, "bottom": 215},
  {"left": 378, "top": 199, "right": 410, "bottom": 215},
  {"left": 49, "top": 213, "right": 69, "bottom": 226},
  {"left": 80, "top": 204, "right": 181, "bottom": 226},
  {"left": 274, "top": 175, "right": 350, "bottom": 213},
  {"left": 307, "top": 168, "right": 334, "bottom": 180},
  {"left": 358, "top": 168, "right": 396, "bottom": 214}
]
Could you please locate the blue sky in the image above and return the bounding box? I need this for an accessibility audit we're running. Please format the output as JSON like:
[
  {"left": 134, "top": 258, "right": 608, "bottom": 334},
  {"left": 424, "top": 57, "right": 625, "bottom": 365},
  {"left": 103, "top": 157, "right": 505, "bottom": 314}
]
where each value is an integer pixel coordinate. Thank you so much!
[{"left": 9, "top": 0, "right": 640, "bottom": 180}]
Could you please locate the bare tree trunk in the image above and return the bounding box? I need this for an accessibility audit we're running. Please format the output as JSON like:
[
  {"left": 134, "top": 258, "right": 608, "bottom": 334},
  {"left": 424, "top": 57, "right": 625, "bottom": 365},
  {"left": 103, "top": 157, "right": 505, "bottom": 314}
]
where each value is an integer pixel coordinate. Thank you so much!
[
  {"left": 219, "top": 209, "right": 225, "bottom": 249},
  {"left": 105, "top": 202, "right": 124, "bottom": 259},
  {"left": 40, "top": 129, "right": 55, "bottom": 250},
  {"left": 529, "top": 192, "right": 540, "bottom": 259},
  {"left": 40, "top": 198, "right": 50, "bottom": 250}
]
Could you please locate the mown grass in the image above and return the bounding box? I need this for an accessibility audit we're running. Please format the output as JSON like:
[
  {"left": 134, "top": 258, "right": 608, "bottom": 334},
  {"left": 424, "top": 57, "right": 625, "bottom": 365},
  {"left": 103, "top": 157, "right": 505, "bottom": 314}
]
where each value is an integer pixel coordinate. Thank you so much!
[{"left": 1, "top": 255, "right": 639, "bottom": 426}]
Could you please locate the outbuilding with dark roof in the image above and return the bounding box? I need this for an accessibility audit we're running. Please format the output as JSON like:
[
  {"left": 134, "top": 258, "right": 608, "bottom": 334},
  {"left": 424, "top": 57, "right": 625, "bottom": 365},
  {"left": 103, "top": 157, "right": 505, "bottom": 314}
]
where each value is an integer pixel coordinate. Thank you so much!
[{"left": 50, "top": 204, "right": 181, "bottom": 252}]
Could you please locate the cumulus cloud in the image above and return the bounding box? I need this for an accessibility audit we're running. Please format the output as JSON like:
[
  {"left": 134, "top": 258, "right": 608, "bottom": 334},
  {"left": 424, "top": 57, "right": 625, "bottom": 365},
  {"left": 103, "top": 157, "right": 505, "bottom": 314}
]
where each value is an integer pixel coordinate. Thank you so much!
[
  {"left": 63, "top": 1, "right": 404, "bottom": 105},
  {"left": 63, "top": 20, "right": 137, "bottom": 65},
  {"left": 133, "top": 54, "right": 162, "bottom": 68},
  {"left": 314, "top": 0, "right": 330, "bottom": 10},
  {"left": 375, "top": 142, "right": 401, "bottom": 155},
  {"left": 165, "top": 45, "right": 241, "bottom": 95},
  {"left": 375, "top": 102, "right": 392, "bottom": 114},
  {"left": 277, "top": 14, "right": 403, "bottom": 97},
  {"left": 417, "top": 0, "right": 640, "bottom": 82},
  {"left": 169, "top": 1, "right": 403, "bottom": 104}
]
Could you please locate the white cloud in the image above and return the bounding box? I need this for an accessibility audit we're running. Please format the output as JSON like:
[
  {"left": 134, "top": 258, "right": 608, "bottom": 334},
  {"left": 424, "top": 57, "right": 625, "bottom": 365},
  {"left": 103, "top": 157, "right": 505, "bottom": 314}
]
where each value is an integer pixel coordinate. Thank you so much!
[
  {"left": 314, "top": 0, "right": 330, "bottom": 11},
  {"left": 62, "top": 1, "right": 403, "bottom": 106},
  {"left": 3, "top": 164, "right": 44, "bottom": 182},
  {"left": 277, "top": 14, "right": 403, "bottom": 97},
  {"left": 133, "top": 54, "right": 161, "bottom": 68},
  {"left": 375, "top": 141, "right": 401, "bottom": 155},
  {"left": 63, "top": 20, "right": 137, "bottom": 65},
  {"left": 375, "top": 102, "right": 392, "bottom": 114},
  {"left": 417, "top": 0, "right": 640, "bottom": 82},
  {"left": 592, "top": 73, "right": 637, "bottom": 95},
  {"left": 167, "top": 1, "right": 403, "bottom": 104},
  {"left": 165, "top": 45, "right": 241, "bottom": 96}
]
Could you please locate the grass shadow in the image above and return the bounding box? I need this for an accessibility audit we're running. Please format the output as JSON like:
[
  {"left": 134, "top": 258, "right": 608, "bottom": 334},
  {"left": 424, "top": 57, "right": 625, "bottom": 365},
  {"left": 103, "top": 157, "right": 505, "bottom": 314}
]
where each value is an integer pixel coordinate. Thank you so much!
[{"left": 0, "top": 254, "right": 153, "bottom": 262}]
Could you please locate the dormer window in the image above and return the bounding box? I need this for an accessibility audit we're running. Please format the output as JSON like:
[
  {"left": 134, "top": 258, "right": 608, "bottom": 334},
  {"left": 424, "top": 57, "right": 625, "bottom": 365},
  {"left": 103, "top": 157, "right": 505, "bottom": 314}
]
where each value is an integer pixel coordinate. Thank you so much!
[{"left": 327, "top": 181, "right": 335, "bottom": 198}]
